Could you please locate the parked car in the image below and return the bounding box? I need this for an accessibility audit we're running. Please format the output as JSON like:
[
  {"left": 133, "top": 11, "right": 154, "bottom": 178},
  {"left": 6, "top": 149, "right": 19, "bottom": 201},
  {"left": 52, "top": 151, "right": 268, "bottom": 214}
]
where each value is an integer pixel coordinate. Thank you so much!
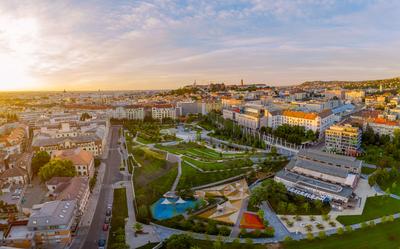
[
  {"left": 104, "top": 216, "right": 111, "bottom": 224},
  {"left": 102, "top": 223, "right": 109, "bottom": 231},
  {"left": 106, "top": 207, "right": 112, "bottom": 216},
  {"left": 98, "top": 238, "right": 106, "bottom": 249}
]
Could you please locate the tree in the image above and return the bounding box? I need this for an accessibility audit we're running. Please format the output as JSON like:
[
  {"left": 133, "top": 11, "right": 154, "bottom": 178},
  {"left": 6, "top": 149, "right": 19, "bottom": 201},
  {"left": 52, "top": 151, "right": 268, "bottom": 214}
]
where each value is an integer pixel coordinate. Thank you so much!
[
  {"left": 244, "top": 238, "right": 254, "bottom": 249},
  {"left": 212, "top": 236, "right": 223, "bottom": 249},
  {"left": 345, "top": 225, "right": 353, "bottom": 233},
  {"left": 306, "top": 232, "right": 314, "bottom": 241},
  {"left": 31, "top": 151, "right": 51, "bottom": 175},
  {"left": 270, "top": 146, "right": 277, "bottom": 156},
  {"left": 318, "top": 231, "right": 326, "bottom": 239},
  {"left": 138, "top": 205, "right": 149, "bottom": 221},
  {"left": 38, "top": 159, "right": 76, "bottom": 182},
  {"left": 257, "top": 209, "right": 265, "bottom": 220},
  {"left": 134, "top": 222, "right": 143, "bottom": 232},
  {"left": 283, "top": 236, "right": 293, "bottom": 244},
  {"left": 337, "top": 227, "right": 344, "bottom": 235},
  {"left": 287, "top": 203, "right": 297, "bottom": 214},
  {"left": 165, "top": 234, "right": 194, "bottom": 249},
  {"left": 231, "top": 238, "right": 241, "bottom": 249},
  {"left": 302, "top": 203, "right": 310, "bottom": 213}
]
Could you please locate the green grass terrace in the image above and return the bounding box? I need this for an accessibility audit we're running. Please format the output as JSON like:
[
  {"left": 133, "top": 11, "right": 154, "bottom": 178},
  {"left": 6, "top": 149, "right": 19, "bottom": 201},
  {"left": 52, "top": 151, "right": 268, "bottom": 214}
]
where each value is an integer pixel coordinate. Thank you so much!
[
  {"left": 284, "top": 218, "right": 400, "bottom": 249},
  {"left": 155, "top": 142, "right": 248, "bottom": 160},
  {"left": 336, "top": 195, "right": 400, "bottom": 225}
]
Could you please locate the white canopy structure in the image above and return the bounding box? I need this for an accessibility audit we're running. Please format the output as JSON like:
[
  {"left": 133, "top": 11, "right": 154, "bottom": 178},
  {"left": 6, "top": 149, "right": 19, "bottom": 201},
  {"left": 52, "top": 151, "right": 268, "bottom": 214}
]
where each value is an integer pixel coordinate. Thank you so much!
[
  {"left": 176, "top": 197, "right": 186, "bottom": 204},
  {"left": 161, "top": 199, "right": 172, "bottom": 205}
]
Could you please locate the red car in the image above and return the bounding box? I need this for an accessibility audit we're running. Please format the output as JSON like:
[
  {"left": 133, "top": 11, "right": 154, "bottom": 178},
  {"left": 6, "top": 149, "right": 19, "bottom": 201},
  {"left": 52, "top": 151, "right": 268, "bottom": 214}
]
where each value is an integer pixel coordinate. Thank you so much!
[{"left": 102, "top": 223, "right": 109, "bottom": 231}]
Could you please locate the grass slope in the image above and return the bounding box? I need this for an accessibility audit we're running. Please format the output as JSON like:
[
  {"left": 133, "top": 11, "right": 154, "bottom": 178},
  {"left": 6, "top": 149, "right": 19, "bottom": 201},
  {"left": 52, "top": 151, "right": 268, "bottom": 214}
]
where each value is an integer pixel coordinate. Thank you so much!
[
  {"left": 284, "top": 219, "right": 400, "bottom": 249},
  {"left": 337, "top": 196, "right": 400, "bottom": 225}
]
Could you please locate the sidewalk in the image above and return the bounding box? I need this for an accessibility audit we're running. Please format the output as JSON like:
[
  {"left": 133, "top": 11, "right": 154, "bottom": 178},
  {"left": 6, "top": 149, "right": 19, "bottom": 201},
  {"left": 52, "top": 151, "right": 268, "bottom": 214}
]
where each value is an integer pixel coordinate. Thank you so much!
[
  {"left": 69, "top": 161, "right": 107, "bottom": 249},
  {"left": 122, "top": 131, "right": 161, "bottom": 248}
]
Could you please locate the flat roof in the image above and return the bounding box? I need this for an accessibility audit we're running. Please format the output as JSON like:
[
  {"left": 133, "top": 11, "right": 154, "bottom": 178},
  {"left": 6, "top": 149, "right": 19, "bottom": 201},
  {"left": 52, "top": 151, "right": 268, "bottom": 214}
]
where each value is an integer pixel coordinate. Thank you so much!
[
  {"left": 275, "top": 170, "right": 353, "bottom": 198},
  {"left": 7, "top": 225, "right": 34, "bottom": 240},
  {"left": 297, "top": 149, "right": 362, "bottom": 170},
  {"left": 290, "top": 158, "right": 350, "bottom": 178}
]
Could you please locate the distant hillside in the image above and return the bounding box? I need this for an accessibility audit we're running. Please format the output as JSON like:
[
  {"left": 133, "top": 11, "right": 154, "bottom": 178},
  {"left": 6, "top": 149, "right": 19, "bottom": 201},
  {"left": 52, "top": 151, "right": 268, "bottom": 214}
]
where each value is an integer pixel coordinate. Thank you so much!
[{"left": 300, "top": 77, "right": 400, "bottom": 89}]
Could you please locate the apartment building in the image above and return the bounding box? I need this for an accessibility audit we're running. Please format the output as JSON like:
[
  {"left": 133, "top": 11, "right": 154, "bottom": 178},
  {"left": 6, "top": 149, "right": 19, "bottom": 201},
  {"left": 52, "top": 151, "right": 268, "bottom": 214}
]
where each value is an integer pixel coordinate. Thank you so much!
[
  {"left": 345, "top": 90, "right": 365, "bottom": 103},
  {"left": 52, "top": 148, "right": 95, "bottom": 177},
  {"left": 325, "top": 124, "right": 362, "bottom": 156},
  {"left": 323, "top": 89, "right": 345, "bottom": 100},
  {"left": 281, "top": 109, "right": 334, "bottom": 135},
  {"left": 46, "top": 177, "right": 90, "bottom": 215},
  {"left": 125, "top": 106, "right": 145, "bottom": 120},
  {"left": 0, "top": 220, "right": 35, "bottom": 249},
  {"left": 221, "top": 98, "right": 244, "bottom": 108},
  {"left": 365, "top": 117, "right": 400, "bottom": 137},
  {"left": 275, "top": 149, "right": 362, "bottom": 207},
  {"left": 110, "top": 105, "right": 145, "bottom": 120},
  {"left": 151, "top": 104, "right": 177, "bottom": 120},
  {"left": 27, "top": 200, "right": 76, "bottom": 246},
  {"left": 32, "top": 135, "right": 103, "bottom": 156},
  {"left": 0, "top": 125, "right": 28, "bottom": 156}
]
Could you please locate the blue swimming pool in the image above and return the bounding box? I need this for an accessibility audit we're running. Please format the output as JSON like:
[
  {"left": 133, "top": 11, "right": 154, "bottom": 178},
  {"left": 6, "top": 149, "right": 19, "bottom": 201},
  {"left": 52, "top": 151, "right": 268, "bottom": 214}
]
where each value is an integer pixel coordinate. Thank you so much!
[{"left": 151, "top": 198, "right": 200, "bottom": 220}]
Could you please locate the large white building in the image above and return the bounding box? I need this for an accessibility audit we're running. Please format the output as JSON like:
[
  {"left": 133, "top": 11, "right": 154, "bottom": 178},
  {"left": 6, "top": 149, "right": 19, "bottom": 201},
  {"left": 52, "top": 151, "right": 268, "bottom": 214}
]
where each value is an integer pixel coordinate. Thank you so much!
[
  {"left": 279, "top": 109, "right": 335, "bottom": 136},
  {"left": 151, "top": 104, "right": 177, "bottom": 120},
  {"left": 275, "top": 149, "right": 362, "bottom": 207},
  {"left": 125, "top": 106, "right": 145, "bottom": 120}
]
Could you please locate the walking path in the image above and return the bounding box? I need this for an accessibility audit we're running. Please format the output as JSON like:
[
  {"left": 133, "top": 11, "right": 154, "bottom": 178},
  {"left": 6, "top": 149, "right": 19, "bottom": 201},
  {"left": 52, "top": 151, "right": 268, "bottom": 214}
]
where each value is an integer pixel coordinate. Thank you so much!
[
  {"left": 170, "top": 156, "right": 182, "bottom": 191},
  {"left": 260, "top": 202, "right": 291, "bottom": 240}
]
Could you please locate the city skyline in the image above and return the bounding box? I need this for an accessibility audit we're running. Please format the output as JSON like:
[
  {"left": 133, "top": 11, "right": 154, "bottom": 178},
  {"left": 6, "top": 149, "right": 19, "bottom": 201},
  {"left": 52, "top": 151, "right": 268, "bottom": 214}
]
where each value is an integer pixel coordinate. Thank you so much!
[{"left": 1, "top": 0, "right": 400, "bottom": 91}]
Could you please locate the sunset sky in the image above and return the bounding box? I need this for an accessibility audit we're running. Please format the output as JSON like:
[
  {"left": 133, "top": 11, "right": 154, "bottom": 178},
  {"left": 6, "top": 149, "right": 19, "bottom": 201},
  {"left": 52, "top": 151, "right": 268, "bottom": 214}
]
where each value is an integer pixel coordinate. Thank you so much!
[{"left": 0, "top": 0, "right": 399, "bottom": 91}]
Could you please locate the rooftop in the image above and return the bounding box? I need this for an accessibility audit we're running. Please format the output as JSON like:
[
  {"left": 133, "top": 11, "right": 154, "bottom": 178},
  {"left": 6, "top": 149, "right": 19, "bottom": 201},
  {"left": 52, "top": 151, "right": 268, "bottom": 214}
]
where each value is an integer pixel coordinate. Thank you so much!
[{"left": 27, "top": 200, "right": 76, "bottom": 229}]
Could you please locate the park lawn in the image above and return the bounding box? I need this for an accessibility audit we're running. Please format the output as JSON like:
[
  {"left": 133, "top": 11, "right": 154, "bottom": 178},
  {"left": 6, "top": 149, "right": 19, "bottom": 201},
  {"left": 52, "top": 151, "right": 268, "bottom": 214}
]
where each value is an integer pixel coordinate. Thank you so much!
[
  {"left": 155, "top": 143, "right": 247, "bottom": 160},
  {"left": 136, "top": 135, "right": 154, "bottom": 144},
  {"left": 133, "top": 146, "right": 178, "bottom": 206},
  {"left": 135, "top": 165, "right": 178, "bottom": 207},
  {"left": 284, "top": 219, "right": 400, "bottom": 249},
  {"left": 177, "top": 161, "right": 250, "bottom": 190},
  {"left": 108, "top": 188, "right": 128, "bottom": 248},
  {"left": 182, "top": 156, "right": 226, "bottom": 170},
  {"left": 336, "top": 196, "right": 400, "bottom": 225},
  {"left": 361, "top": 166, "right": 376, "bottom": 175},
  {"left": 389, "top": 182, "right": 400, "bottom": 196}
]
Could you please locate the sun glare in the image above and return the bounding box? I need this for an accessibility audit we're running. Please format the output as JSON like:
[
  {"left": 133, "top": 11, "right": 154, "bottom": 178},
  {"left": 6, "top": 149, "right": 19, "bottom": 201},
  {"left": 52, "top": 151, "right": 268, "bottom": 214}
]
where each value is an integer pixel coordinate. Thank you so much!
[{"left": 0, "top": 17, "right": 40, "bottom": 91}]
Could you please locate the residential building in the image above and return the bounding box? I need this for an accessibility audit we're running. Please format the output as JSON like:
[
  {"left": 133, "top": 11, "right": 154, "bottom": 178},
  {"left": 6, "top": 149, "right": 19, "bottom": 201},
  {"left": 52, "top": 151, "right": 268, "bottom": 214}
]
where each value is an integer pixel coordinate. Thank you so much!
[
  {"left": 323, "top": 89, "right": 345, "bottom": 100},
  {"left": 46, "top": 177, "right": 90, "bottom": 215},
  {"left": 125, "top": 105, "right": 145, "bottom": 120},
  {"left": 0, "top": 221, "right": 35, "bottom": 249},
  {"left": 365, "top": 117, "right": 400, "bottom": 137},
  {"left": 0, "top": 166, "right": 28, "bottom": 185},
  {"left": 27, "top": 200, "right": 76, "bottom": 246},
  {"left": 32, "top": 135, "right": 103, "bottom": 156},
  {"left": 345, "top": 90, "right": 365, "bottom": 103},
  {"left": 325, "top": 124, "right": 362, "bottom": 156},
  {"left": 151, "top": 104, "right": 177, "bottom": 120},
  {"left": 52, "top": 148, "right": 95, "bottom": 177},
  {"left": 221, "top": 98, "right": 244, "bottom": 108},
  {"left": 0, "top": 126, "right": 27, "bottom": 156},
  {"left": 281, "top": 109, "right": 334, "bottom": 135}
]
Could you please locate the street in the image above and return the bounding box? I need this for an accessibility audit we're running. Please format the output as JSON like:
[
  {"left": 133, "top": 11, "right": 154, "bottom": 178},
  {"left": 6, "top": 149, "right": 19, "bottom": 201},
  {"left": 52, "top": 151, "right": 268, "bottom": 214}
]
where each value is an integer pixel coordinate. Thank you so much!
[{"left": 73, "top": 125, "right": 123, "bottom": 249}]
